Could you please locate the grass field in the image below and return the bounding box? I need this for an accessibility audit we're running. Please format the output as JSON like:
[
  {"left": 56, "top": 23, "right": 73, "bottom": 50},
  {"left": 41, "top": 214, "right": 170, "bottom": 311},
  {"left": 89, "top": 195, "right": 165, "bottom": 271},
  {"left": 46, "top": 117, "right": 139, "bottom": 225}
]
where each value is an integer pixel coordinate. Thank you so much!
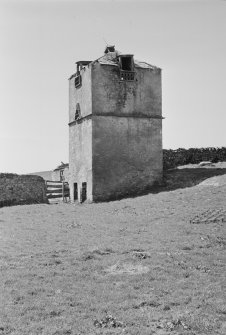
[{"left": 0, "top": 165, "right": 226, "bottom": 335}]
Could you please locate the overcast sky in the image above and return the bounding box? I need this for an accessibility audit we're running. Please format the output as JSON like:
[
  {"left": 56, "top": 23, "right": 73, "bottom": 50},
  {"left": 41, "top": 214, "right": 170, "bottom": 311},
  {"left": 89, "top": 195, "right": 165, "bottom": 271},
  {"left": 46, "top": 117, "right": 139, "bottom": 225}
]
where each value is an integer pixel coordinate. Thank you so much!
[{"left": 0, "top": 0, "right": 226, "bottom": 174}]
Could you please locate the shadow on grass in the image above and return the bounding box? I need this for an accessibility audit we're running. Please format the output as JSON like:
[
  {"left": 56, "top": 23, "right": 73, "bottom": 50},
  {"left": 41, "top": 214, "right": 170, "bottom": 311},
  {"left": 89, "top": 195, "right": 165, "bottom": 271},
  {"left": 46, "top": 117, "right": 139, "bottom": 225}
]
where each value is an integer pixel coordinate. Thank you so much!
[{"left": 102, "top": 167, "right": 226, "bottom": 202}]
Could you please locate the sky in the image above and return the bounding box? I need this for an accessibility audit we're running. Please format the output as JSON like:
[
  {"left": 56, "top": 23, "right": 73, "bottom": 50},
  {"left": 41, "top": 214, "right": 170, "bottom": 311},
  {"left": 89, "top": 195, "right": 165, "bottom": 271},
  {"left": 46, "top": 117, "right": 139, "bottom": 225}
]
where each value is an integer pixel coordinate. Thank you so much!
[{"left": 0, "top": 0, "right": 226, "bottom": 174}]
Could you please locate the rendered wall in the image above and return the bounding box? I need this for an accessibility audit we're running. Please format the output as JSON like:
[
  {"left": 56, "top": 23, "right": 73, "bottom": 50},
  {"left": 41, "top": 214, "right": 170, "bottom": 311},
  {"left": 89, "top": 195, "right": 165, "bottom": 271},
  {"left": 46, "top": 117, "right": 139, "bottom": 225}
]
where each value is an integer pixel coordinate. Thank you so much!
[
  {"left": 92, "top": 63, "right": 161, "bottom": 117},
  {"left": 92, "top": 116, "right": 162, "bottom": 201},
  {"left": 69, "top": 65, "right": 92, "bottom": 122},
  {"left": 0, "top": 174, "right": 48, "bottom": 207},
  {"left": 69, "top": 64, "right": 93, "bottom": 201},
  {"left": 91, "top": 62, "right": 162, "bottom": 201},
  {"left": 69, "top": 118, "right": 92, "bottom": 202}
]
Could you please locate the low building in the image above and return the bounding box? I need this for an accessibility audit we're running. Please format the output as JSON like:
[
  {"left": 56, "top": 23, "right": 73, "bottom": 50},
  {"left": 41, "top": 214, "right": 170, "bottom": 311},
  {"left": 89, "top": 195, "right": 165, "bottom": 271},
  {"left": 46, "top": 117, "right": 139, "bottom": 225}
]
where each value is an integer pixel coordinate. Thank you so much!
[
  {"left": 52, "top": 162, "right": 69, "bottom": 182},
  {"left": 30, "top": 162, "right": 69, "bottom": 182}
]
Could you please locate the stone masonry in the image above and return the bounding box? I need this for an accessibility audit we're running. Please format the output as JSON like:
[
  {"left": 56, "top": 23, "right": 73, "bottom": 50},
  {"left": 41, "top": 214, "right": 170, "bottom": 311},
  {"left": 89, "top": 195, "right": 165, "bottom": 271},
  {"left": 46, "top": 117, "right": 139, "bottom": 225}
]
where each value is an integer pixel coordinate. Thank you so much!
[{"left": 0, "top": 173, "right": 48, "bottom": 207}]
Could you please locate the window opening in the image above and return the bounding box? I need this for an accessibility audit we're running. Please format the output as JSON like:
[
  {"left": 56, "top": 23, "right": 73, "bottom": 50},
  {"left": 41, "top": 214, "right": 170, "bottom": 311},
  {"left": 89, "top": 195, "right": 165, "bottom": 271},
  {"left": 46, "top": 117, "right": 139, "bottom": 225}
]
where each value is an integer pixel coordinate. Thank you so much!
[
  {"left": 81, "top": 182, "right": 87, "bottom": 203},
  {"left": 119, "top": 55, "right": 135, "bottom": 81},
  {"left": 121, "top": 57, "right": 133, "bottom": 71},
  {"left": 74, "top": 61, "right": 91, "bottom": 89},
  {"left": 75, "top": 103, "right": 81, "bottom": 120},
  {"left": 73, "top": 183, "right": 78, "bottom": 201},
  {"left": 74, "top": 75, "right": 82, "bottom": 88}
]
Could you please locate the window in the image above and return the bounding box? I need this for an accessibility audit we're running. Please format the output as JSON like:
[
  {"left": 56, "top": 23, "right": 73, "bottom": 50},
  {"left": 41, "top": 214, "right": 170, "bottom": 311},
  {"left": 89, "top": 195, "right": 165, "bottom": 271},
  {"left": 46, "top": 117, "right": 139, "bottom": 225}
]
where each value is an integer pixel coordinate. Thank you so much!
[
  {"left": 75, "top": 103, "right": 81, "bottom": 120},
  {"left": 119, "top": 55, "right": 135, "bottom": 81},
  {"left": 74, "top": 61, "right": 91, "bottom": 89},
  {"left": 74, "top": 75, "right": 82, "bottom": 88},
  {"left": 121, "top": 57, "right": 133, "bottom": 71}
]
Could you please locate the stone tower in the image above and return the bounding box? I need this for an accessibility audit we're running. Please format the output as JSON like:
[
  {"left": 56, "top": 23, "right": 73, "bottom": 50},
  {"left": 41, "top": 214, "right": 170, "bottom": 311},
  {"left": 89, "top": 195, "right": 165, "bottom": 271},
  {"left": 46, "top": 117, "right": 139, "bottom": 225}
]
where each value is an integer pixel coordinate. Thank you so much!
[{"left": 68, "top": 46, "right": 163, "bottom": 202}]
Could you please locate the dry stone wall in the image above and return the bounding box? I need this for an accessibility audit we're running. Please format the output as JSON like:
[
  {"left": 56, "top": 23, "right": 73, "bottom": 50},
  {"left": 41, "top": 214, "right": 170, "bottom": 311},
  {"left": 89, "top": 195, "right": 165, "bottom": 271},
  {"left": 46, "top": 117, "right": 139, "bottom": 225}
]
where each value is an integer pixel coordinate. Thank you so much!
[{"left": 0, "top": 173, "right": 48, "bottom": 208}]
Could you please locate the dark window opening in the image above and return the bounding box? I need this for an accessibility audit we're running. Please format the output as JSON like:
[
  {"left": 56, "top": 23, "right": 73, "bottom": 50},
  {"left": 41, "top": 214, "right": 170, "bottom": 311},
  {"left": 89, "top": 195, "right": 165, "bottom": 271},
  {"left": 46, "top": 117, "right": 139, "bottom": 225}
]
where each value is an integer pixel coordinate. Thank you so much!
[
  {"left": 120, "top": 71, "right": 135, "bottom": 81},
  {"left": 73, "top": 183, "right": 78, "bottom": 201},
  {"left": 119, "top": 55, "right": 135, "bottom": 81},
  {"left": 75, "top": 103, "right": 81, "bottom": 120},
  {"left": 81, "top": 182, "right": 87, "bottom": 203},
  {"left": 74, "top": 61, "right": 91, "bottom": 89},
  {"left": 121, "top": 57, "right": 133, "bottom": 71}
]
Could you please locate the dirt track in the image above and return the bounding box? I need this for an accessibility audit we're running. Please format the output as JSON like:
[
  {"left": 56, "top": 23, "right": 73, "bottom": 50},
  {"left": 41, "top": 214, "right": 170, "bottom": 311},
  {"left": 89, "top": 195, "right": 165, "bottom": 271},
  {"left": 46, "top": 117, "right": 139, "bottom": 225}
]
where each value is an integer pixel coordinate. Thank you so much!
[{"left": 0, "top": 169, "right": 226, "bottom": 334}]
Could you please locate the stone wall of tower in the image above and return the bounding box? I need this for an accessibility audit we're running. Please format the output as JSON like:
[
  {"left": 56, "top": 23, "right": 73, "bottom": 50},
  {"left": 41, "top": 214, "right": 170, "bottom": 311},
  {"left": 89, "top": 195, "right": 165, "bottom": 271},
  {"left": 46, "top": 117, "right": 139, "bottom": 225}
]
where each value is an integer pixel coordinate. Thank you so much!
[
  {"left": 91, "top": 62, "right": 162, "bottom": 201},
  {"left": 92, "top": 62, "right": 162, "bottom": 117},
  {"left": 69, "top": 65, "right": 92, "bottom": 122},
  {"left": 68, "top": 66, "right": 93, "bottom": 202}
]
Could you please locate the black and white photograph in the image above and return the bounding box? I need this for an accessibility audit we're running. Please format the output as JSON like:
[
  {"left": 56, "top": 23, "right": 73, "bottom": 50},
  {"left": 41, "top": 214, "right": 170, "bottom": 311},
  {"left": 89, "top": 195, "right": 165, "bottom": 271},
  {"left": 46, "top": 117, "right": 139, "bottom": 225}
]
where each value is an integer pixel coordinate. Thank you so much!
[{"left": 0, "top": 0, "right": 226, "bottom": 334}]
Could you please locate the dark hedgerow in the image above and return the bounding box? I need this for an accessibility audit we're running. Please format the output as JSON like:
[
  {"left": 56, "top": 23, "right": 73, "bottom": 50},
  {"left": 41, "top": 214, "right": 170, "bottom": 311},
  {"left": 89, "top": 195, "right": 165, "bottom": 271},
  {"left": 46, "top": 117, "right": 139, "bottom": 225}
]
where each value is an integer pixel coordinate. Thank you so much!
[{"left": 163, "top": 147, "right": 226, "bottom": 170}]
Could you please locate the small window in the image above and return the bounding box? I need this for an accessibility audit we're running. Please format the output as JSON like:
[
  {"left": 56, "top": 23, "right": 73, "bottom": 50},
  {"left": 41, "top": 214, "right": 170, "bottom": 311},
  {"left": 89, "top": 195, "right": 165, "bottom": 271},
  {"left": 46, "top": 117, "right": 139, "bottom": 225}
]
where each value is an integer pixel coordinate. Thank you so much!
[
  {"left": 75, "top": 103, "right": 81, "bottom": 120},
  {"left": 74, "top": 75, "right": 82, "bottom": 88}
]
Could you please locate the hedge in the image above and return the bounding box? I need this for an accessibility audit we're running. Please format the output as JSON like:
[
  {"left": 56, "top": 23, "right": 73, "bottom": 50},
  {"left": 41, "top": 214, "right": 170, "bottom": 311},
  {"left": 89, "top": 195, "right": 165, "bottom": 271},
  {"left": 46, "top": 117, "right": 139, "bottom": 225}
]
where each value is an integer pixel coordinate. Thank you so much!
[{"left": 163, "top": 147, "right": 226, "bottom": 170}]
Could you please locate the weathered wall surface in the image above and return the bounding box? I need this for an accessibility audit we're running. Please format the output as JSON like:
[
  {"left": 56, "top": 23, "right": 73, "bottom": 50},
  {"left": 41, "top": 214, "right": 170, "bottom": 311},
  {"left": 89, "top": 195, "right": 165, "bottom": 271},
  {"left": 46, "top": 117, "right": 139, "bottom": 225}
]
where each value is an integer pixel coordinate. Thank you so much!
[
  {"left": 69, "top": 65, "right": 92, "bottom": 123},
  {"left": 92, "top": 63, "right": 161, "bottom": 118},
  {"left": 91, "top": 62, "right": 162, "bottom": 201},
  {"left": 69, "top": 118, "right": 93, "bottom": 202},
  {"left": 92, "top": 116, "right": 163, "bottom": 201},
  {"left": 69, "top": 57, "right": 162, "bottom": 202},
  {"left": 0, "top": 174, "right": 48, "bottom": 207}
]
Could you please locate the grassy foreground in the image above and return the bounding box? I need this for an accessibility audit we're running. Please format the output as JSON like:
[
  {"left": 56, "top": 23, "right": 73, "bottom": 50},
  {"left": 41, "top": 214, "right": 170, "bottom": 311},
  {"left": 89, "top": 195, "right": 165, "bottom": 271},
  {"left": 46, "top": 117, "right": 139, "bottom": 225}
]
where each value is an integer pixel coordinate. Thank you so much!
[{"left": 0, "top": 167, "right": 226, "bottom": 335}]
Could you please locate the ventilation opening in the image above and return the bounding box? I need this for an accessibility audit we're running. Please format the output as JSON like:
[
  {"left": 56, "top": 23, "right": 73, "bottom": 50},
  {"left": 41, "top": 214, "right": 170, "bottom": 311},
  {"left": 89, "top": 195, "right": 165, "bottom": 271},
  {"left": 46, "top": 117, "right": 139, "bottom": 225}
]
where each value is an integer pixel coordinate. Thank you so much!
[
  {"left": 121, "top": 56, "right": 133, "bottom": 71},
  {"left": 74, "top": 75, "right": 82, "bottom": 88},
  {"left": 81, "top": 182, "right": 87, "bottom": 203},
  {"left": 75, "top": 103, "right": 81, "bottom": 120},
  {"left": 120, "top": 71, "right": 135, "bottom": 81},
  {"left": 73, "top": 183, "right": 78, "bottom": 201}
]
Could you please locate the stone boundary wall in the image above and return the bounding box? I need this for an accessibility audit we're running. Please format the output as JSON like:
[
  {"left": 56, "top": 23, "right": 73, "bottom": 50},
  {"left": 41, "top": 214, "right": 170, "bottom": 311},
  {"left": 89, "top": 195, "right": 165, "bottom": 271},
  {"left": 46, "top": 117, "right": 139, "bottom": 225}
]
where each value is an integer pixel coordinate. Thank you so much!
[
  {"left": 163, "top": 147, "right": 226, "bottom": 170},
  {"left": 0, "top": 173, "right": 48, "bottom": 208}
]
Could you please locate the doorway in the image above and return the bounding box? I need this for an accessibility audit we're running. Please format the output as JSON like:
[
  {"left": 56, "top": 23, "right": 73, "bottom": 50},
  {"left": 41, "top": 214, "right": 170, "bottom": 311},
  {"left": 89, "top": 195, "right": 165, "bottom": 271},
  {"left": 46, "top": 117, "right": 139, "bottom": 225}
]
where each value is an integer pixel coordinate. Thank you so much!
[
  {"left": 81, "top": 182, "right": 87, "bottom": 203},
  {"left": 73, "top": 183, "right": 78, "bottom": 201}
]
